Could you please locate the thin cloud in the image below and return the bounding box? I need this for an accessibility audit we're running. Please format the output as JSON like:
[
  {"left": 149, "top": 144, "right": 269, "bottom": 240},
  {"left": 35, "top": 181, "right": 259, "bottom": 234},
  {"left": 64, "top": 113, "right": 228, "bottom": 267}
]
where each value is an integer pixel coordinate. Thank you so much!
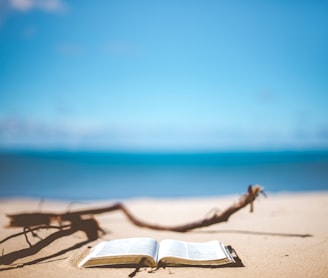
[
  {"left": 0, "top": 116, "right": 108, "bottom": 149},
  {"left": 0, "top": 0, "right": 68, "bottom": 28},
  {"left": 1, "top": 116, "right": 327, "bottom": 150},
  {"left": 9, "top": 0, "right": 68, "bottom": 13}
]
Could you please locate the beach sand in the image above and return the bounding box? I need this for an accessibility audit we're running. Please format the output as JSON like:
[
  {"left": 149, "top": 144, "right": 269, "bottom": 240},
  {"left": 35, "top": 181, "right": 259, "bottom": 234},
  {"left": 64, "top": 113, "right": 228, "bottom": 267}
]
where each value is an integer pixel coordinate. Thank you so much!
[{"left": 0, "top": 191, "right": 327, "bottom": 277}]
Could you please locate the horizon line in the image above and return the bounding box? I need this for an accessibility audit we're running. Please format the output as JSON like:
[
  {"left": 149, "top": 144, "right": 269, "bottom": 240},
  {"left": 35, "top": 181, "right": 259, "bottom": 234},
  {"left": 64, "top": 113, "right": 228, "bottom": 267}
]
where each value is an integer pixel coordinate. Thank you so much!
[{"left": 1, "top": 146, "right": 328, "bottom": 154}]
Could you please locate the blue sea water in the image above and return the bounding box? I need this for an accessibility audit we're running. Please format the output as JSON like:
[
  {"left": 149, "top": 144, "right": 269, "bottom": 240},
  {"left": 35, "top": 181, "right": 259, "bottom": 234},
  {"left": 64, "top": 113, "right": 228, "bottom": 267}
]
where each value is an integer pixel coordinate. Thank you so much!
[{"left": 0, "top": 150, "right": 328, "bottom": 200}]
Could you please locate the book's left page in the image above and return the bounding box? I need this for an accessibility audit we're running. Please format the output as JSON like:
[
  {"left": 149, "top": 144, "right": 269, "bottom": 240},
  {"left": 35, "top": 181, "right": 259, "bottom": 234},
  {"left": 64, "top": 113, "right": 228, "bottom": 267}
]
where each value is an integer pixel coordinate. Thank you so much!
[{"left": 78, "top": 237, "right": 159, "bottom": 268}]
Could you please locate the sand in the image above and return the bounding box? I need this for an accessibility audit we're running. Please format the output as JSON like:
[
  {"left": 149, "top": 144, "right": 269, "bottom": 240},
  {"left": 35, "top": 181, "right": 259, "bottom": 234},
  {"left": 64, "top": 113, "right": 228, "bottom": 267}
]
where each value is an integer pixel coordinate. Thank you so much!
[{"left": 0, "top": 191, "right": 328, "bottom": 277}]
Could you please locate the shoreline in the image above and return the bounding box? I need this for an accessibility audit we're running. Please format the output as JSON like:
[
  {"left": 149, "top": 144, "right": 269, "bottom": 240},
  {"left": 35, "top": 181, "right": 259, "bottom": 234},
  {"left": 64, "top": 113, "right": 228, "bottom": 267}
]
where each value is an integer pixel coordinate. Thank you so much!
[{"left": 1, "top": 188, "right": 328, "bottom": 203}]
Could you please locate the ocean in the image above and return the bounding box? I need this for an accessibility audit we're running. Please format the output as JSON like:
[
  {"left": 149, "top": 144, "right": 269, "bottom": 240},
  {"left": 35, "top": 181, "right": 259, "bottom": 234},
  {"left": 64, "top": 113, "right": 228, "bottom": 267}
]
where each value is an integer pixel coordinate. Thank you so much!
[{"left": 1, "top": 150, "right": 328, "bottom": 200}]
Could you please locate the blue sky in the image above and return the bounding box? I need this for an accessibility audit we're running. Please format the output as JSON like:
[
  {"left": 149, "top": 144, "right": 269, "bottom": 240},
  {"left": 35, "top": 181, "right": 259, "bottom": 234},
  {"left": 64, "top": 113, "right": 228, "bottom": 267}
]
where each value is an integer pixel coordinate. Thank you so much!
[{"left": 0, "top": 0, "right": 327, "bottom": 151}]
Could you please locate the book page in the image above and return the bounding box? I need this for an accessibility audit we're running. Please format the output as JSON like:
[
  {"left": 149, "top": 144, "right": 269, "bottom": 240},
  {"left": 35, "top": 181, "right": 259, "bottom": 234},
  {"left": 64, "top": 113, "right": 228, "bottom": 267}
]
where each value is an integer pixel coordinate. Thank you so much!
[
  {"left": 158, "top": 239, "right": 230, "bottom": 263},
  {"left": 93, "top": 238, "right": 158, "bottom": 258},
  {"left": 157, "top": 239, "right": 188, "bottom": 260},
  {"left": 78, "top": 237, "right": 158, "bottom": 267},
  {"left": 186, "top": 241, "right": 228, "bottom": 261}
]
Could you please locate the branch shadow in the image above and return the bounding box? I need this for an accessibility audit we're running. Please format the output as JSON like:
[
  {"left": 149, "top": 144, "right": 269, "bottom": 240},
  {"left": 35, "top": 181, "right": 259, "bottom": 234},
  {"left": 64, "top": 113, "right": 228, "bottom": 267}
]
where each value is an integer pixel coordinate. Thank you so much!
[
  {"left": 0, "top": 218, "right": 101, "bottom": 270},
  {"left": 0, "top": 239, "right": 91, "bottom": 272},
  {"left": 193, "top": 229, "right": 313, "bottom": 238},
  {"left": 0, "top": 226, "right": 81, "bottom": 266}
]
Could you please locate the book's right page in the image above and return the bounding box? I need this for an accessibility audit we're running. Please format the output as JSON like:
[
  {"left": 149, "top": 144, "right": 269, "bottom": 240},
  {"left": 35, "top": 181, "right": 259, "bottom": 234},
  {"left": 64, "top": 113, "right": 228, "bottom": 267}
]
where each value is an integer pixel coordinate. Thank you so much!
[{"left": 157, "top": 239, "right": 234, "bottom": 266}]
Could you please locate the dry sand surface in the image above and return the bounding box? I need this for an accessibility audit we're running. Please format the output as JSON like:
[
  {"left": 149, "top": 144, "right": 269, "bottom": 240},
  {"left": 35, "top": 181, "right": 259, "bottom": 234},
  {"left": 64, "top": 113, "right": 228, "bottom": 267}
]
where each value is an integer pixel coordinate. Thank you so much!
[{"left": 0, "top": 191, "right": 327, "bottom": 277}]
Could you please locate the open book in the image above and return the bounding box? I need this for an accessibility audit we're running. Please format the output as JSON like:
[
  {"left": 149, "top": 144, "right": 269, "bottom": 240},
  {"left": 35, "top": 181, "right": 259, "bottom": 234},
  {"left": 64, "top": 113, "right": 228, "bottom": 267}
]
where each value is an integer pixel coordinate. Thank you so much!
[{"left": 78, "top": 237, "right": 235, "bottom": 268}]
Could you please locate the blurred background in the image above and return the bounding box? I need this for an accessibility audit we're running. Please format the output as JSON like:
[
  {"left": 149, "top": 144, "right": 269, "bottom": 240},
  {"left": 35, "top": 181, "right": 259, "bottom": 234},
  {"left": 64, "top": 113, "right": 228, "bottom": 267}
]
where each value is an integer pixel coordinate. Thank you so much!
[{"left": 0, "top": 0, "right": 327, "bottom": 200}]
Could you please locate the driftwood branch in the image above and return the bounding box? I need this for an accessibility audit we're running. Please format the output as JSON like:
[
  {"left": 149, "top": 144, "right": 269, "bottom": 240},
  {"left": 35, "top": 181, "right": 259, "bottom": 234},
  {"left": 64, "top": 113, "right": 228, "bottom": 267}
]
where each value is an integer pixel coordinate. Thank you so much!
[
  {"left": 6, "top": 184, "right": 265, "bottom": 234},
  {"left": 1, "top": 185, "right": 264, "bottom": 266},
  {"left": 103, "top": 184, "right": 264, "bottom": 232}
]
